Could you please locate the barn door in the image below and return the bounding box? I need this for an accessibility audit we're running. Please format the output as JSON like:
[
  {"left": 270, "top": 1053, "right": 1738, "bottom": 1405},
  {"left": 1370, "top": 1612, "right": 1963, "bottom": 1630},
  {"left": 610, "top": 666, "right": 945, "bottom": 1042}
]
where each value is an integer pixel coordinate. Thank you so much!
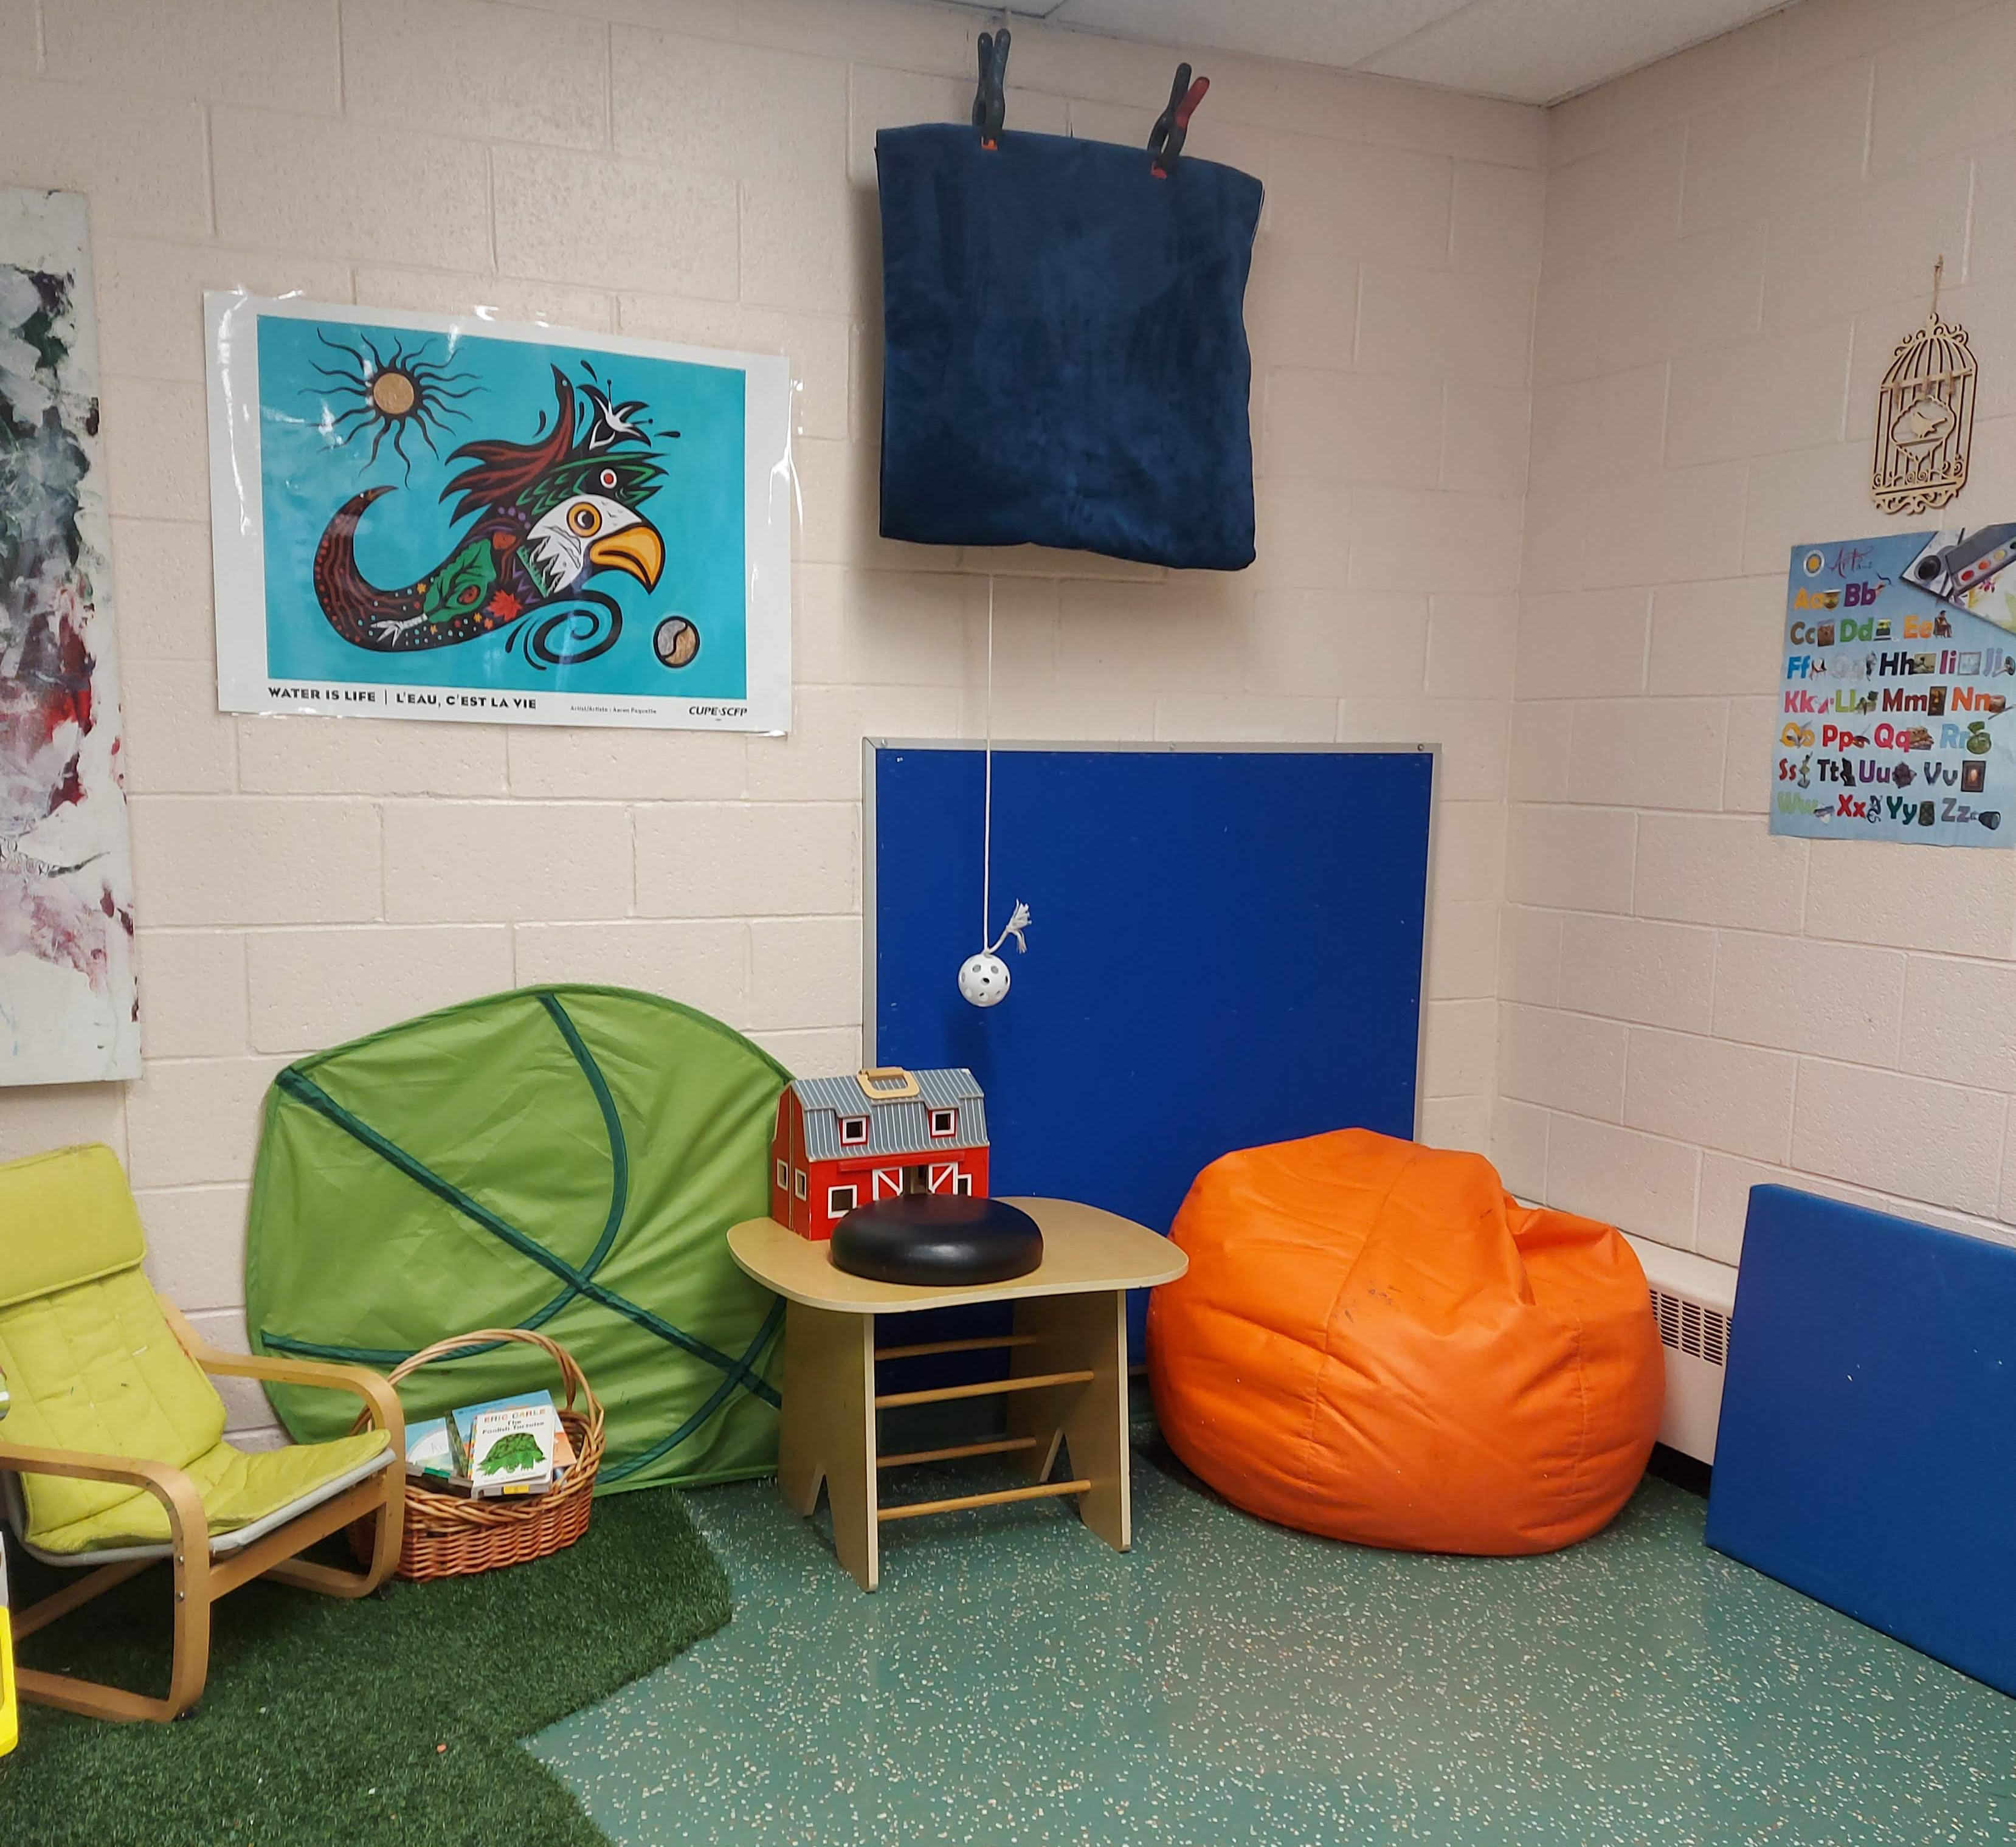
[{"left": 872, "top": 1167, "right": 902, "bottom": 1200}]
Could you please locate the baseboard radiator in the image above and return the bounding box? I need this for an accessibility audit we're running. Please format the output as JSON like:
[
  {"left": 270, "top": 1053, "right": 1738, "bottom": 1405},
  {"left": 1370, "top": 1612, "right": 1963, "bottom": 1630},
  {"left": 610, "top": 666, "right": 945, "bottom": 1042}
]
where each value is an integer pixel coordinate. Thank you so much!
[{"left": 1624, "top": 1234, "right": 1736, "bottom": 1465}]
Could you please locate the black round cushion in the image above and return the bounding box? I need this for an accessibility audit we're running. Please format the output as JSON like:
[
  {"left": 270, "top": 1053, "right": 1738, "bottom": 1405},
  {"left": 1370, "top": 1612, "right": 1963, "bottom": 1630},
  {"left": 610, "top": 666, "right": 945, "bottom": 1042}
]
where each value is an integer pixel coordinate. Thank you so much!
[{"left": 830, "top": 1196, "right": 1043, "bottom": 1286}]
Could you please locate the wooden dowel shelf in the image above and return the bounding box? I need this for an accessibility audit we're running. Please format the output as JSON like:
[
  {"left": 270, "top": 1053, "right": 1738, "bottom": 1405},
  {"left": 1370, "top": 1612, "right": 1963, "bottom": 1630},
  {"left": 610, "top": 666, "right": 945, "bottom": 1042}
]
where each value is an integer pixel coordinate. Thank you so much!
[
  {"left": 875, "top": 1368, "right": 1094, "bottom": 1410},
  {"left": 877, "top": 1478, "right": 1092, "bottom": 1524},
  {"left": 874, "top": 1334, "right": 1041, "bottom": 1362},
  {"left": 878, "top": 1435, "right": 1039, "bottom": 1469}
]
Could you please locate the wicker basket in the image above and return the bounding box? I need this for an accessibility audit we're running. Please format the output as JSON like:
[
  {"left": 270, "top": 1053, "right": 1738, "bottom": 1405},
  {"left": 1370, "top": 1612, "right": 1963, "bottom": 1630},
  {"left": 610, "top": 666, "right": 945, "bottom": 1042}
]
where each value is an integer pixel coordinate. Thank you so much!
[{"left": 350, "top": 1327, "right": 606, "bottom": 1582}]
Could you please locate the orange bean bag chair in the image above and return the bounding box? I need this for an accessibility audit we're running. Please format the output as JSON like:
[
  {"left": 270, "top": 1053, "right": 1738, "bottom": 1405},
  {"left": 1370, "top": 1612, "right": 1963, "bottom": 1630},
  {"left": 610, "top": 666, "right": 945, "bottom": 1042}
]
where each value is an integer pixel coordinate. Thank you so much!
[{"left": 1148, "top": 1129, "right": 1662, "bottom": 1555}]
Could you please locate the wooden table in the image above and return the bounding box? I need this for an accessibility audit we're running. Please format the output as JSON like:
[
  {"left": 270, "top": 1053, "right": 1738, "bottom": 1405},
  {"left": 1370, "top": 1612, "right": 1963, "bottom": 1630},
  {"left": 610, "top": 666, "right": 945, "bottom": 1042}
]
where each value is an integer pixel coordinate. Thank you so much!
[{"left": 728, "top": 1198, "right": 1187, "bottom": 1591}]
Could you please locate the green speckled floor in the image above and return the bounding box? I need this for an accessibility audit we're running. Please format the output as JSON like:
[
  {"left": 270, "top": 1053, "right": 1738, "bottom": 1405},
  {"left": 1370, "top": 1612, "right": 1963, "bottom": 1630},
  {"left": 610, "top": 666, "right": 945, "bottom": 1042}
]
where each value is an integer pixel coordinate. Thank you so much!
[{"left": 530, "top": 1451, "right": 2016, "bottom": 1846}]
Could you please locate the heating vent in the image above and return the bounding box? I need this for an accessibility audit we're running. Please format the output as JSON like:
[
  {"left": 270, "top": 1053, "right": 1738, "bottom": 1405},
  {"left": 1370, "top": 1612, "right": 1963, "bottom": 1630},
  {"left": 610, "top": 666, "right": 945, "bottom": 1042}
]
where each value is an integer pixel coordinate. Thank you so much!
[
  {"left": 1651, "top": 1285, "right": 1728, "bottom": 1369},
  {"left": 1628, "top": 1235, "right": 1736, "bottom": 1465}
]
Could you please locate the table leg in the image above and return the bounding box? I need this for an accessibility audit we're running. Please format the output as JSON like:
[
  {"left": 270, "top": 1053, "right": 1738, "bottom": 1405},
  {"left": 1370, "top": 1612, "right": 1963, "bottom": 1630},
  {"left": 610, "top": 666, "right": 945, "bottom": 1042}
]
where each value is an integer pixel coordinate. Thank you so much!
[
  {"left": 777, "top": 1300, "right": 880, "bottom": 1590},
  {"left": 776, "top": 1299, "right": 824, "bottom": 1517},
  {"left": 1008, "top": 1289, "right": 1131, "bottom": 1553}
]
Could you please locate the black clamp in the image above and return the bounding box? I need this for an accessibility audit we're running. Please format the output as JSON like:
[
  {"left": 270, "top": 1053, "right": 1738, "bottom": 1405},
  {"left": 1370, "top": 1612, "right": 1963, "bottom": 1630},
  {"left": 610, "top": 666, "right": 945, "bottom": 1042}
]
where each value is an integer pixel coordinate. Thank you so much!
[
  {"left": 1148, "top": 62, "right": 1210, "bottom": 177},
  {"left": 973, "top": 29, "right": 1010, "bottom": 150}
]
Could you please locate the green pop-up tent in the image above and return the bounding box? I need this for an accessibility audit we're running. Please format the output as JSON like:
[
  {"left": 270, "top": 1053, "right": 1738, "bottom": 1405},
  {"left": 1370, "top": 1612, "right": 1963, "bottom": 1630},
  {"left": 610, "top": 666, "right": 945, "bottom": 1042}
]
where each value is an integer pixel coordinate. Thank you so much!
[{"left": 245, "top": 986, "right": 790, "bottom": 1491}]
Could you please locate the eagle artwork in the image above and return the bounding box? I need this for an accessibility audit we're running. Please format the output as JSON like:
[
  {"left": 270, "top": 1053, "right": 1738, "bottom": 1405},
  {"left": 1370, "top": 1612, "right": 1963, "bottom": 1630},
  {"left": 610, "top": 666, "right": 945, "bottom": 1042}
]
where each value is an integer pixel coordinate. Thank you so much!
[{"left": 308, "top": 350, "right": 700, "bottom": 672}]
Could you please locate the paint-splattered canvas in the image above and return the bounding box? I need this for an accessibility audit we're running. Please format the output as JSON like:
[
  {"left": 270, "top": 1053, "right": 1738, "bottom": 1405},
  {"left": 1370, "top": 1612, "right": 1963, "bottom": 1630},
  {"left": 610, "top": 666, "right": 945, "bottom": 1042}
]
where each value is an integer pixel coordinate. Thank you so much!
[{"left": 0, "top": 188, "right": 139, "bottom": 1085}]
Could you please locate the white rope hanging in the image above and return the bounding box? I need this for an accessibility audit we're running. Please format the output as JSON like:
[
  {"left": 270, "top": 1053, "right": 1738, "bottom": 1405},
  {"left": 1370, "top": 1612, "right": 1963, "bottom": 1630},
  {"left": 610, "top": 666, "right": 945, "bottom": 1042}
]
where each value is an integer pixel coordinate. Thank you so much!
[
  {"left": 959, "top": 573, "right": 1030, "bottom": 1009},
  {"left": 986, "top": 899, "right": 1031, "bottom": 958}
]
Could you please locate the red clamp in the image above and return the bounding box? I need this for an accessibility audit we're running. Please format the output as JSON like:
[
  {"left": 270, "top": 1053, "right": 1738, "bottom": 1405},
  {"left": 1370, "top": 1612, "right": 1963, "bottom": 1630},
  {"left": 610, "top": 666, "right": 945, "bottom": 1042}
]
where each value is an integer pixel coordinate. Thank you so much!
[{"left": 1148, "top": 63, "right": 1209, "bottom": 178}]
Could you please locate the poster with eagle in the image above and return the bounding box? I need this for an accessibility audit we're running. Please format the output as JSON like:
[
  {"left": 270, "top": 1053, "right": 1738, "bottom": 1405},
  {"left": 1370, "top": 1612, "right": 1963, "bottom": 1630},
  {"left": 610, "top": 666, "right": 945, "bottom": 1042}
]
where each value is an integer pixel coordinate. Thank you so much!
[{"left": 204, "top": 295, "right": 792, "bottom": 733}]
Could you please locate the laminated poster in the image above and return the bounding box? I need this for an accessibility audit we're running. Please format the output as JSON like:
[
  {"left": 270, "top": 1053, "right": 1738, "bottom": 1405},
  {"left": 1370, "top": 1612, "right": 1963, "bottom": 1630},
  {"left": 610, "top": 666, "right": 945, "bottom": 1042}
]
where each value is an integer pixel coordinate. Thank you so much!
[
  {"left": 205, "top": 295, "right": 792, "bottom": 733},
  {"left": 1772, "top": 529, "right": 2016, "bottom": 847}
]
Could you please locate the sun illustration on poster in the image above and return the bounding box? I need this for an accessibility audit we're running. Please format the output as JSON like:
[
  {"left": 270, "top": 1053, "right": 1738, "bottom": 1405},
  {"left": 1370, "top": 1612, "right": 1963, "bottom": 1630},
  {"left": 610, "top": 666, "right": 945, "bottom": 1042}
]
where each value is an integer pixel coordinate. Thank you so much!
[{"left": 307, "top": 330, "right": 480, "bottom": 477}]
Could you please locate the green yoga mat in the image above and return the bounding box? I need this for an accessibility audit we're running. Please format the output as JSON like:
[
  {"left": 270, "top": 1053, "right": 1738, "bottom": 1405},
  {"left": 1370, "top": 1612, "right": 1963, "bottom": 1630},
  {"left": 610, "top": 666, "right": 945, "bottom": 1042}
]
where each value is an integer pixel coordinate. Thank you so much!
[{"left": 246, "top": 986, "right": 789, "bottom": 1491}]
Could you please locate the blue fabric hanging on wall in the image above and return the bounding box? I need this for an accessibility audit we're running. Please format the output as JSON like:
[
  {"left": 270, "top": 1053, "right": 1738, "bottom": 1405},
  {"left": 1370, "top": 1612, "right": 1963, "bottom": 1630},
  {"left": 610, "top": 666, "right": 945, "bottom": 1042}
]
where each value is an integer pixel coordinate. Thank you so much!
[{"left": 875, "top": 124, "right": 1263, "bottom": 572}]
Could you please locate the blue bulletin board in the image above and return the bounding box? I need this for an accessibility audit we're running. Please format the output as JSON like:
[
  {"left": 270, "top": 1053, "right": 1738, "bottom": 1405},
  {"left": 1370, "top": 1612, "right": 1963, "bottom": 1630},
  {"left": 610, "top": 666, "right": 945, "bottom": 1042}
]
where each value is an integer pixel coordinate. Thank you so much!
[{"left": 866, "top": 742, "right": 1434, "bottom": 1353}]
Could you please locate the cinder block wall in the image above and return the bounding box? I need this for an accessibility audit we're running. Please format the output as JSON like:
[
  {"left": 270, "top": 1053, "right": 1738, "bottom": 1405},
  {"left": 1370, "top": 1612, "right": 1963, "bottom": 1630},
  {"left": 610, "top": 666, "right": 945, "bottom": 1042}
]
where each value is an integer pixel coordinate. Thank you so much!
[
  {"left": 1496, "top": 0, "right": 2016, "bottom": 1264},
  {"left": 0, "top": 0, "right": 1541, "bottom": 1435}
]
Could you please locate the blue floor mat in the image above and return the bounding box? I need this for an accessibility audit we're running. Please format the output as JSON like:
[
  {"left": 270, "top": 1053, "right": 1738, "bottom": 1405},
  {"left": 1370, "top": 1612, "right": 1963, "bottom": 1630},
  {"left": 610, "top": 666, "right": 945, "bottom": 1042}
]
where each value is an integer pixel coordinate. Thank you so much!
[{"left": 1707, "top": 1182, "right": 2016, "bottom": 1697}]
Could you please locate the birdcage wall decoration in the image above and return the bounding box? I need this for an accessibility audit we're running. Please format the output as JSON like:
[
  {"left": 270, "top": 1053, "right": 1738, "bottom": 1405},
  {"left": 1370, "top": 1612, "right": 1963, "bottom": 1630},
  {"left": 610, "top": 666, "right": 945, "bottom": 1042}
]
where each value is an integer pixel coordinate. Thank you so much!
[{"left": 1873, "top": 261, "right": 1976, "bottom": 516}]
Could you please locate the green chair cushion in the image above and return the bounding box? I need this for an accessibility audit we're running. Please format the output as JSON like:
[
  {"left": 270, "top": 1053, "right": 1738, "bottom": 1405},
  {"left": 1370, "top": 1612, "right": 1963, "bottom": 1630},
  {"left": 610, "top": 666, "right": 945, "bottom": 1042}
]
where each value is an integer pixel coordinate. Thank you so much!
[
  {"left": 0, "top": 1138, "right": 392, "bottom": 1557},
  {"left": 0, "top": 1266, "right": 229, "bottom": 1539},
  {"left": 26, "top": 1427, "right": 392, "bottom": 1556},
  {"left": 0, "top": 1144, "right": 147, "bottom": 1312}
]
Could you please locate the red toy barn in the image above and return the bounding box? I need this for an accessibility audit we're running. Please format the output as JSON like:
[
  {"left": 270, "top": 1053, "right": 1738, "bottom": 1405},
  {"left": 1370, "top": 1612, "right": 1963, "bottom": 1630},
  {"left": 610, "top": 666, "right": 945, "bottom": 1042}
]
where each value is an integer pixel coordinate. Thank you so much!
[{"left": 770, "top": 1067, "right": 989, "bottom": 1241}]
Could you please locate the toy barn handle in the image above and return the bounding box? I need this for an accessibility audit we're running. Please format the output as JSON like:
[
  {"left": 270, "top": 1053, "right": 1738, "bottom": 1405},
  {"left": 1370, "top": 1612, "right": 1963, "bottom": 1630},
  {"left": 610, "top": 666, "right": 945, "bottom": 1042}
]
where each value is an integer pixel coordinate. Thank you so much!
[{"left": 857, "top": 1066, "right": 922, "bottom": 1100}]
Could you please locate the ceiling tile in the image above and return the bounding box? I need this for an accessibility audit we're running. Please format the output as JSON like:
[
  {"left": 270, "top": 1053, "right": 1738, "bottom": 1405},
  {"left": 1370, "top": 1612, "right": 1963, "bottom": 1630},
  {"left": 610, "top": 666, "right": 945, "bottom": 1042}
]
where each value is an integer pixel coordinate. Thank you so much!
[
  {"left": 904, "top": 0, "right": 1797, "bottom": 111},
  {"left": 1049, "top": 0, "right": 1476, "bottom": 71},
  {"left": 1361, "top": 0, "right": 1789, "bottom": 105}
]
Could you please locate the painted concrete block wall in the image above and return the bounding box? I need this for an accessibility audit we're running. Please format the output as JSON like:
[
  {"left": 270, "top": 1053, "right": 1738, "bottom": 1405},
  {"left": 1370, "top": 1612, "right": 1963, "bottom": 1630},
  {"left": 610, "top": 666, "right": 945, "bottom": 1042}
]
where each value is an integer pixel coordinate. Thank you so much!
[
  {"left": 1497, "top": 0, "right": 2016, "bottom": 1265},
  {"left": 0, "top": 0, "right": 1542, "bottom": 1434}
]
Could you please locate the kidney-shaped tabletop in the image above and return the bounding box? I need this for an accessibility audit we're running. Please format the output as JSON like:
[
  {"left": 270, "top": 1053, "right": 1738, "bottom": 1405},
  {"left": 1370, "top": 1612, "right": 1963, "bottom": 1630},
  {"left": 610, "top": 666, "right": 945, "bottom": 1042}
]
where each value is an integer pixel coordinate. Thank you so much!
[{"left": 728, "top": 1196, "right": 1186, "bottom": 1316}]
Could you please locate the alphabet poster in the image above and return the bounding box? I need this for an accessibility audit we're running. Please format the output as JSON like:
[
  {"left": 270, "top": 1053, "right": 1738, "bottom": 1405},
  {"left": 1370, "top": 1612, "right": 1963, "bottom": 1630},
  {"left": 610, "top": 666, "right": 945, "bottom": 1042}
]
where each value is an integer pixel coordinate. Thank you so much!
[
  {"left": 205, "top": 295, "right": 792, "bottom": 733},
  {"left": 1772, "top": 530, "right": 2016, "bottom": 846}
]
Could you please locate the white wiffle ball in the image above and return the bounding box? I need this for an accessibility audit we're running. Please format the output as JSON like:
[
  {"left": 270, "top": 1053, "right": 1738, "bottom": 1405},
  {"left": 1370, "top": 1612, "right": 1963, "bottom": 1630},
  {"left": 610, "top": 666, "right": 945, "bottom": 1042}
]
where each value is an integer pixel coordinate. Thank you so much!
[{"left": 958, "top": 951, "right": 1010, "bottom": 1007}]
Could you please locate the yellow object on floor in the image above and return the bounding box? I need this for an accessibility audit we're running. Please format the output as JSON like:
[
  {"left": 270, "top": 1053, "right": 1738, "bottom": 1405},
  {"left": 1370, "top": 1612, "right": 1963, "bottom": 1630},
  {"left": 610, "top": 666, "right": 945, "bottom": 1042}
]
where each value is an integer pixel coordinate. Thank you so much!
[
  {"left": 2, "top": 1341, "right": 13, "bottom": 1755},
  {"left": 1, "top": 1586, "right": 15, "bottom": 1757}
]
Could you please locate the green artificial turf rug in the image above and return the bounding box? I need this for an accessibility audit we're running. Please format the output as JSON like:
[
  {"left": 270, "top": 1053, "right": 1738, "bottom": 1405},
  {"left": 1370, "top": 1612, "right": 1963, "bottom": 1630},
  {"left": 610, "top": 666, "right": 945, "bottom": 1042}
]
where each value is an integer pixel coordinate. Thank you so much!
[{"left": 0, "top": 1487, "right": 731, "bottom": 1847}]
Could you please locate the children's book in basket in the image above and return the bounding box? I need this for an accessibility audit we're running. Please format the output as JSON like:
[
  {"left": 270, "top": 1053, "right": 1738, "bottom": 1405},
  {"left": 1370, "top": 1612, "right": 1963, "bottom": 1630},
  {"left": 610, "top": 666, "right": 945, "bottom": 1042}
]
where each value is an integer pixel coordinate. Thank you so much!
[
  {"left": 449, "top": 1392, "right": 560, "bottom": 1497},
  {"left": 356, "top": 1326, "right": 605, "bottom": 1580},
  {"left": 407, "top": 1394, "right": 582, "bottom": 1497}
]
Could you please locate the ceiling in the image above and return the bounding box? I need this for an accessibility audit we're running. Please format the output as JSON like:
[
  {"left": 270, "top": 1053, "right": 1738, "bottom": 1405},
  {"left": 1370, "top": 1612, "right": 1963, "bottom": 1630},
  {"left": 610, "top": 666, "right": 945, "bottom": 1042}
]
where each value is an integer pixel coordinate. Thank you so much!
[{"left": 931, "top": 0, "right": 1793, "bottom": 107}]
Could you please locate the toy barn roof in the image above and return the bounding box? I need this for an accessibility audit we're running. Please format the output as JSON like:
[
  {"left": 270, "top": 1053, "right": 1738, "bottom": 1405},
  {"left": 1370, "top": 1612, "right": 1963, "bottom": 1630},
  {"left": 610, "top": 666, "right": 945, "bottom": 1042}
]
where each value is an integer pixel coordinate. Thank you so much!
[{"left": 789, "top": 1069, "right": 988, "bottom": 1161}]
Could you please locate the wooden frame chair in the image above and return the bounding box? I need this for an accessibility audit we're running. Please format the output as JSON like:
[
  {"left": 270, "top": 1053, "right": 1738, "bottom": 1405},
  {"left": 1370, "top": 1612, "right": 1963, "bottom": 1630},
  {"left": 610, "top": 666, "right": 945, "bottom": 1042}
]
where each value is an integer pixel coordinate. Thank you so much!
[{"left": 0, "top": 1145, "right": 406, "bottom": 1724}]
